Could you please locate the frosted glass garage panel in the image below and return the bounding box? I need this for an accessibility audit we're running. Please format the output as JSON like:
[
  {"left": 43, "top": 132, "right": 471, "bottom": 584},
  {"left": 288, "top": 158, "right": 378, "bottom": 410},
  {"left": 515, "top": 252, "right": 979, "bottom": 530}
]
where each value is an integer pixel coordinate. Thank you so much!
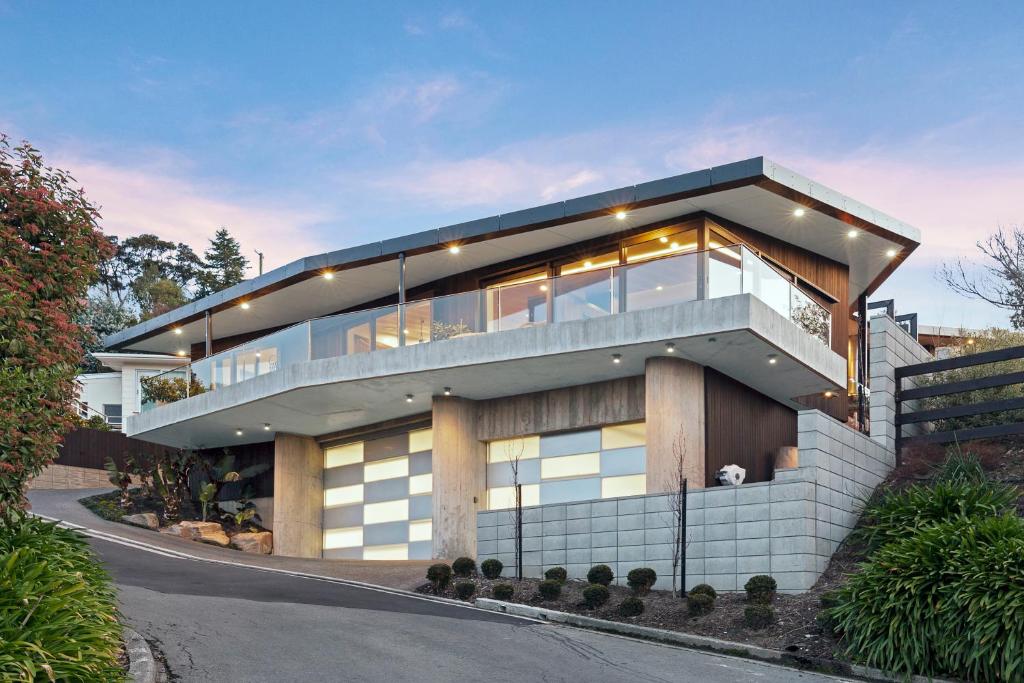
[
  {"left": 485, "top": 422, "right": 646, "bottom": 510},
  {"left": 321, "top": 425, "right": 433, "bottom": 560}
]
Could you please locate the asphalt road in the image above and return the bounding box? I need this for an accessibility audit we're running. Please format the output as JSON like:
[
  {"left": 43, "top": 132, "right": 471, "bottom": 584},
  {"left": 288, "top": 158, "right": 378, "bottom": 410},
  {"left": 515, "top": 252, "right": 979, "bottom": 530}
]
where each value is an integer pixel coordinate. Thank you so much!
[{"left": 83, "top": 537, "right": 855, "bottom": 683}]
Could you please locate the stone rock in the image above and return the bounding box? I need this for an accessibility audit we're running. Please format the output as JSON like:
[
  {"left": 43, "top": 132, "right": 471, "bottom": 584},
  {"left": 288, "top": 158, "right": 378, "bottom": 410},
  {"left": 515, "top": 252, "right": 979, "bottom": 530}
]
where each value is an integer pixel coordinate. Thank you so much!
[
  {"left": 176, "top": 520, "right": 230, "bottom": 547},
  {"left": 121, "top": 512, "right": 159, "bottom": 530},
  {"left": 231, "top": 531, "right": 273, "bottom": 554}
]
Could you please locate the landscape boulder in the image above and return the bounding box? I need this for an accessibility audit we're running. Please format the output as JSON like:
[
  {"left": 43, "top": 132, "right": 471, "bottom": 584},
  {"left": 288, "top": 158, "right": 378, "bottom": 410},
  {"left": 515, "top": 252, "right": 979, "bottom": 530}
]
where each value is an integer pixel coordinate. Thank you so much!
[
  {"left": 231, "top": 531, "right": 273, "bottom": 554},
  {"left": 121, "top": 512, "right": 159, "bottom": 530},
  {"left": 171, "top": 520, "right": 230, "bottom": 547}
]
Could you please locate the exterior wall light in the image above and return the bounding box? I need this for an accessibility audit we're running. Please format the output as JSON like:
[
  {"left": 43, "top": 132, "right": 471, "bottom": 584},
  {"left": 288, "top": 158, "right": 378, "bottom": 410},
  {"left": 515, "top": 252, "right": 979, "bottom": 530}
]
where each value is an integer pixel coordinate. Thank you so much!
[
  {"left": 847, "top": 230, "right": 858, "bottom": 238},
  {"left": 665, "top": 343, "right": 676, "bottom": 353},
  {"left": 443, "top": 387, "right": 452, "bottom": 396},
  {"left": 405, "top": 394, "right": 414, "bottom": 403},
  {"left": 793, "top": 207, "right": 806, "bottom": 217},
  {"left": 240, "top": 302, "right": 251, "bottom": 310},
  {"left": 615, "top": 210, "right": 627, "bottom": 220},
  {"left": 611, "top": 353, "right": 622, "bottom": 364},
  {"left": 448, "top": 245, "right": 461, "bottom": 254}
]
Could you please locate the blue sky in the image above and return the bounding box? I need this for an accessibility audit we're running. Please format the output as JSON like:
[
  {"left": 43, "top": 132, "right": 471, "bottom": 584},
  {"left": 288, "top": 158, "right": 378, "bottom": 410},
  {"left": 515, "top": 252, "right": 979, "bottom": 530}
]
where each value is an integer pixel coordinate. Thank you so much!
[{"left": 2, "top": 1, "right": 1023, "bottom": 328}]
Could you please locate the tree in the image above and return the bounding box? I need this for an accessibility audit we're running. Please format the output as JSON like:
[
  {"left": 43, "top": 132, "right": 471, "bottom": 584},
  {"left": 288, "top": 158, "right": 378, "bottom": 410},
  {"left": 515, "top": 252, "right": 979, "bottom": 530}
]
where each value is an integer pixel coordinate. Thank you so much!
[
  {"left": 664, "top": 429, "right": 691, "bottom": 598},
  {"left": 197, "top": 227, "right": 248, "bottom": 297},
  {"left": 501, "top": 438, "right": 526, "bottom": 581},
  {"left": 95, "top": 233, "right": 204, "bottom": 319},
  {"left": 940, "top": 226, "right": 1024, "bottom": 329},
  {"left": 78, "top": 294, "right": 138, "bottom": 371},
  {"left": 0, "top": 134, "right": 114, "bottom": 519}
]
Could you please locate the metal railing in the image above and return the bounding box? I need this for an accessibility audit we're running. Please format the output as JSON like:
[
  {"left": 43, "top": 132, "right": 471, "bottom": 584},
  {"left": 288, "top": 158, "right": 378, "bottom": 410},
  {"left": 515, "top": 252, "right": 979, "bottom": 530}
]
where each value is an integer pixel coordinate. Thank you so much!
[{"left": 141, "top": 245, "right": 831, "bottom": 412}]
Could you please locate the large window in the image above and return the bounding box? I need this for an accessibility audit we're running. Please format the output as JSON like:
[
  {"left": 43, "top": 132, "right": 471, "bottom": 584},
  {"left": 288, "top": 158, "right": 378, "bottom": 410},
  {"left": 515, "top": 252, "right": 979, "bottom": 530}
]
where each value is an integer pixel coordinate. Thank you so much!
[
  {"left": 485, "top": 423, "right": 646, "bottom": 510},
  {"left": 321, "top": 427, "right": 433, "bottom": 560}
]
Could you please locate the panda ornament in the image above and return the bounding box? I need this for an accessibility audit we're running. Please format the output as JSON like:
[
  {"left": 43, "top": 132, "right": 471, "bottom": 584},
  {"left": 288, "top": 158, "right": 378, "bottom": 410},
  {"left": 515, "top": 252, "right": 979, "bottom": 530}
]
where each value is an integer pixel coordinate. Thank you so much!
[{"left": 716, "top": 464, "right": 746, "bottom": 486}]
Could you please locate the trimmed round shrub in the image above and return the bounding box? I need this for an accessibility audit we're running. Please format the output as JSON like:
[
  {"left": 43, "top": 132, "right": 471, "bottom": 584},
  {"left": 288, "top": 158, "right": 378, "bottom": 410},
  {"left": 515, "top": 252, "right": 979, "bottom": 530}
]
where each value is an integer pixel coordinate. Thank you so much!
[
  {"left": 537, "top": 579, "right": 562, "bottom": 601},
  {"left": 544, "top": 566, "right": 567, "bottom": 584},
  {"left": 426, "top": 563, "right": 452, "bottom": 591},
  {"left": 744, "top": 604, "right": 775, "bottom": 630},
  {"left": 688, "top": 583, "right": 717, "bottom": 600},
  {"left": 587, "top": 563, "right": 614, "bottom": 586},
  {"left": 744, "top": 575, "right": 777, "bottom": 604},
  {"left": 687, "top": 592, "right": 714, "bottom": 616},
  {"left": 626, "top": 567, "right": 657, "bottom": 596},
  {"left": 452, "top": 556, "right": 476, "bottom": 578},
  {"left": 454, "top": 581, "right": 477, "bottom": 600},
  {"left": 492, "top": 583, "right": 514, "bottom": 601},
  {"left": 480, "top": 558, "right": 503, "bottom": 579},
  {"left": 582, "top": 583, "right": 610, "bottom": 609},
  {"left": 831, "top": 515, "right": 1024, "bottom": 682},
  {"left": 618, "top": 596, "right": 644, "bottom": 617}
]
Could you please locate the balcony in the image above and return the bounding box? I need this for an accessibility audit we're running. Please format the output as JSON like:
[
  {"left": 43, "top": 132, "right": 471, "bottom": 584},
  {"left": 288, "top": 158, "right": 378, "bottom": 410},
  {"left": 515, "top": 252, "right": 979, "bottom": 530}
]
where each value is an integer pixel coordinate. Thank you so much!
[{"left": 140, "top": 245, "right": 831, "bottom": 412}]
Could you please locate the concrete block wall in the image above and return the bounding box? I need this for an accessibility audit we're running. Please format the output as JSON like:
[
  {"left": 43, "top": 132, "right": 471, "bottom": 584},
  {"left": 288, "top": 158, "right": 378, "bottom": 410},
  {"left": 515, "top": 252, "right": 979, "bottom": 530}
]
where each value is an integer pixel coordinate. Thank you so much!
[{"left": 869, "top": 315, "right": 933, "bottom": 452}]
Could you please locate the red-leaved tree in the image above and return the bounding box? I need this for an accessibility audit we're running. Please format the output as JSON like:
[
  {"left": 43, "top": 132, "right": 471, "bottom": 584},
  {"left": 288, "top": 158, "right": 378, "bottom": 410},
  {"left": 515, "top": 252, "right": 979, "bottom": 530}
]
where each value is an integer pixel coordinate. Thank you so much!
[{"left": 0, "top": 135, "right": 114, "bottom": 521}]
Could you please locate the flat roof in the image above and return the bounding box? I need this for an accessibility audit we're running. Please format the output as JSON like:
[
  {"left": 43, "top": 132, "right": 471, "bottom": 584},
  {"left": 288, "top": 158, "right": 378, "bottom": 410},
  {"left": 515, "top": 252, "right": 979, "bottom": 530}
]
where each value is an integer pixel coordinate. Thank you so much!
[{"left": 105, "top": 156, "right": 921, "bottom": 353}]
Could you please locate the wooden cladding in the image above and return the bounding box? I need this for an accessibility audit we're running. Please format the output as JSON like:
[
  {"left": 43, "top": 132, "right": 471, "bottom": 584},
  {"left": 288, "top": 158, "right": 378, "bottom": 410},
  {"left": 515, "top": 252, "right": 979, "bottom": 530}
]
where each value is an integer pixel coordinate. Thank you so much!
[
  {"left": 58, "top": 427, "right": 170, "bottom": 471},
  {"left": 474, "top": 377, "right": 645, "bottom": 442},
  {"left": 704, "top": 368, "right": 797, "bottom": 485}
]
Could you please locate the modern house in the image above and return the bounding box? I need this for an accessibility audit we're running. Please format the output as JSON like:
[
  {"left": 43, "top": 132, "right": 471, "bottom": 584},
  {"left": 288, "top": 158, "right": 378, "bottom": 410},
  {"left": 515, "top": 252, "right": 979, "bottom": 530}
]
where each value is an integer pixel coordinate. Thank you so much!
[
  {"left": 75, "top": 352, "right": 186, "bottom": 429},
  {"left": 103, "top": 157, "right": 925, "bottom": 590}
]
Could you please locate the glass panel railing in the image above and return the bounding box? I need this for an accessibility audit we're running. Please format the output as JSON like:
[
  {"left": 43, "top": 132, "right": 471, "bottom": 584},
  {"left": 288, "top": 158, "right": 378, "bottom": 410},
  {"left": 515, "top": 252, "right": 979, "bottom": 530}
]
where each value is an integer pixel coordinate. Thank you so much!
[{"left": 140, "top": 245, "right": 832, "bottom": 413}]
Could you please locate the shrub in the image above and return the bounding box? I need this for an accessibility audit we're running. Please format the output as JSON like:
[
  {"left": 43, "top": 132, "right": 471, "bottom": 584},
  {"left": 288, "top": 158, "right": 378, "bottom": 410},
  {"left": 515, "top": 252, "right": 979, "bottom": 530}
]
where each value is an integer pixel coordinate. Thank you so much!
[
  {"left": 688, "top": 583, "right": 717, "bottom": 600},
  {"left": 626, "top": 567, "right": 657, "bottom": 596},
  {"left": 452, "top": 556, "right": 476, "bottom": 578},
  {"left": 426, "top": 563, "right": 452, "bottom": 591},
  {"left": 582, "top": 583, "right": 610, "bottom": 608},
  {"left": 744, "top": 575, "right": 777, "bottom": 604},
  {"left": 587, "top": 564, "right": 614, "bottom": 586},
  {"left": 492, "top": 583, "right": 514, "bottom": 601},
  {"left": 687, "top": 592, "right": 714, "bottom": 616},
  {"left": 934, "top": 446, "right": 986, "bottom": 484},
  {"left": 855, "top": 479, "right": 1017, "bottom": 551},
  {"left": 0, "top": 517, "right": 123, "bottom": 680},
  {"left": 618, "top": 596, "right": 644, "bottom": 617},
  {"left": 744, "top": 604, "right": 775, "bottom": 630},
  {"left": 537, "top": 579, "right": 562, "bottom": 601},
  {"left": 480, "top": 558, "right": 503, "bottom": 579},
  {"left": 544, "top": 566, "right": 567, "bottom": 584},
  {"left": 831, "top": 515, "right": 1024, "bottom": 682},
  {"left": 454, "top": 581, "right": 477, "bottom": 600}
]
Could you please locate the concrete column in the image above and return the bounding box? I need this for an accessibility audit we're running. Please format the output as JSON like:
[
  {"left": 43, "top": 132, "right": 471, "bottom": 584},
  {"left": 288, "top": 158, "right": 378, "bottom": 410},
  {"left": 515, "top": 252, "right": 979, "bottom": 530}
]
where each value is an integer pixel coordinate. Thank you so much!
[
  {"left": 272, "top": 433, "right": 323, "bottom": 558},
  {"left": 645, "top": 356, "right": 706, "bottom": 492},
  {"left": 431, "top": 396, "right": 486, "bottom": 559}
]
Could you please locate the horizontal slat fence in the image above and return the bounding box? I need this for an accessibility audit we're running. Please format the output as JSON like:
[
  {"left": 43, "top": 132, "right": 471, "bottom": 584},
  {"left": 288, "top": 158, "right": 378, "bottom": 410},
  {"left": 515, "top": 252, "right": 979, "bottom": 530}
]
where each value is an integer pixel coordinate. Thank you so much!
[{"left": 58, "top": 427, "right": 170, "bottom": 471}]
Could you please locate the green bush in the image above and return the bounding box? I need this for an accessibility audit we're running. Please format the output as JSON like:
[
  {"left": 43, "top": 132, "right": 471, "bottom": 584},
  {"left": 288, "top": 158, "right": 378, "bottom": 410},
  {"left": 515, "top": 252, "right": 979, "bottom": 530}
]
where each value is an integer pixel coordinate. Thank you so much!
[
  {"left": 587, "top": 564, "right": 614, "bottom": 586},
  {"left": 582, "top": 584, "right": 610, "bottom": 608},
  {"left": 480, "top": 558, "right": 503, "bottom": 579},
  {"left": 452, "top": 556, "right": 476, "bottom": 578},
  {"left": 0, "top": 517, "right": 123, "bottom": 681},
  {"left": 744, "top": 575, "right": 777, "bottom": 604},
  {"left": 687, "top": 592, "right": 714, "bottom": 616},
  {"left": 934, "top": 446, "right": 986, "bottom": 484},
  {"left": 626, "top": 567, "right": 657, "bottom": 596},
  {"left": 855, "top": 479, "right": 1017, "bottom": 551},
  {"left": 492, "top": 583, "right": 514, "bottom": 601},
  {"left": 744, "top": 604, "right": 775, "bottom": 630},
  {"left": 618, "top": 596, "right": 644, "bottom": 617},
  {"left": 816, "top": 591, "right": 841, "bottom": 637},
  {"left": 537, "top": 579, "right": 562, "bottom": 601},
  {"left": 831, "top": 515, "right": 1024, "bottom": 682},
  {"left": 544, "top": 566, "right": 567, "bottom": 584},
  {"left": 688, "top": 583, "right": 717, "bottom": 600},
  {"left": 426, "top": 563, "right": 452, "bottom": 591},
  {"left": 454, "top": 581, "right": 476, "bottom": 600}
]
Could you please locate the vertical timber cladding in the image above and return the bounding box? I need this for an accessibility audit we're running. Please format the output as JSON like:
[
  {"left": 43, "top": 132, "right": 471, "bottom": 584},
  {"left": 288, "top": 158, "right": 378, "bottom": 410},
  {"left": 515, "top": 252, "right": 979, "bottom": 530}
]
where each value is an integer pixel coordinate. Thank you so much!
[
  {"left": 320, "top": 420, "right": 434, "bottom": 560},
  {"left": 704, "top": 367, "right": 798, "bottom": 485}
]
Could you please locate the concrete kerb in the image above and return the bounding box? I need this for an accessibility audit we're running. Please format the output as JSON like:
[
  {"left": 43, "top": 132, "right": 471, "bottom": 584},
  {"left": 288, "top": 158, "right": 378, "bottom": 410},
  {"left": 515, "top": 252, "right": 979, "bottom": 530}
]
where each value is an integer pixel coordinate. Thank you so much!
[
  {"left": 27, "top": 512, "right": 539, "bottom": 622},
  {"left": 123, "top": 628, "right": 157, "bottom": 683},
  {"left": 473, "top": 599, "right": 963, "bottom": 683}
]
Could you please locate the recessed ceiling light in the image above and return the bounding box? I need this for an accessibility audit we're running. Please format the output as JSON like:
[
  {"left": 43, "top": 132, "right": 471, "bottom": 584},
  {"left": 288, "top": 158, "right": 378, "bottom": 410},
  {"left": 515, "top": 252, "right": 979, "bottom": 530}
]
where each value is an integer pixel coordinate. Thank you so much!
[
  {"left": 615, "top": 210, "right": 627, "bottom": 220},
  {"left": 665, "top": 343, "right": 676, "bottom": 353},
  {"left": 176, "top": 350, "right": 186, "bottom": 357},
  {"left": 611, "top": 353, "right": 622, "bottom": 364},
  {"left": 240, "top": 302, "right": 251, "bottom": 310},
  {"left": 793, "top": 207, "right": 806, "bottom": 217},
  {"left": 173, "top": 328, "right": 183, "bottom": 335},
  {"left": 405, "top": 394, "right": 414, "bottom": 403},
  {"left": 656, "top": 285, "right": 663, "bottom": 291},
  {"left": 670, "top": 242, "right": 679, "bottom": 249},
  {"left": 767, "top": 354, "right": 778, "bottom": 365},
  {"left": 255, "top": 352, "right": 261, "bottom": 358},
  {"left": 659, "top": 236, "right": 669, "bottom": 243},
  {"left": 824, "top": 390, "right": 834, "bottom": 398},
  {"left": 263, "top": 423, "right": 271, "bottom": 431},
  {"left": 448, "top": 245, "right": 461, "bottom": 254},
  {"left": 235, "top": 428, "right": 243, "bottom": 436},
  {"left": 443, "top": 387, "right": 452, "bottom": 396},
  {"left": 847, "top": 230, "right": 858, "bottom": 239},
  {"left": 583, "top": 260, "right": 593, "bottom": 268},
  {"left": 886, "top": 249, "right": 897, "bottom": 258},
  {"left": 323, "top": 271, "right": 334, "bottom": 280}
]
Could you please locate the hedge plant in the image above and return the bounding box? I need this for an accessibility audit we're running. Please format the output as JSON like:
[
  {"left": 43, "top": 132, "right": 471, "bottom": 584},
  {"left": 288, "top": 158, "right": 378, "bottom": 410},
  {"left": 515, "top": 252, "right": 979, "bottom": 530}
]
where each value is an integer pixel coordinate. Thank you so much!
[
  {"left": 480, "top": 558, "right": 503, "bottom": 579},
  {"left": 587, "top": 564, "right": 614, "bottom": 586},
  {"left": 454, "top": 581, "right": 476, "bottom": 601},
  {"left": 452, "top": 556, "right": 476, "bottom": 578},
  {"left": 831, "top": 515, "right": 1024, "bottom": 682},
  {"left": 618, "top": 596, "right": 644, "bottom": 617},
  {"left": 687, "top": 592, "right": 714, "bottom": 616},
  {"left": 744, "top": 604, "right": 774, "bottom": 630},
  {"left": 744, "top": 575, "right": 776, "bottom": 604},
  {"left": 537, "top": 579, "right": 561, "bottom": 601},
  {"left": 626, "top": 567, "right": 657, "bottom": 596},
  {"left": 426, "top": 563, "right": 452, "bottom": 591},
  {"left": 492, "top": 583, "right": 514, "bottom": 601},
  {"left": 544, "top": 566, "right": 567, "bottom": 584},
  {"left": 688, "top": 583, "right": 717, "bottom": 600},
  {"left": 582, "top": 584, "right": 610, "bottom": 608}
]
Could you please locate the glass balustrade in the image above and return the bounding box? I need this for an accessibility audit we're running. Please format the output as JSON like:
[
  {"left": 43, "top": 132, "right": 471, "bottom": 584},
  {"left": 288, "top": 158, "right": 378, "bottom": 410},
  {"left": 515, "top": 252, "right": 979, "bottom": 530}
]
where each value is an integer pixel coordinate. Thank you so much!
[{"left": 140, "top": 245, "right": 832, "bottom": 412}]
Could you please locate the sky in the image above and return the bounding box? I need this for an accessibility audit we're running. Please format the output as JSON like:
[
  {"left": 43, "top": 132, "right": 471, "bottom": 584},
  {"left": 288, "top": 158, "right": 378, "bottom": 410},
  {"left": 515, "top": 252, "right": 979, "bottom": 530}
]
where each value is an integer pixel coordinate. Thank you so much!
[{"left": 2, "top": 1, "right": 1023, "bottom": 329}]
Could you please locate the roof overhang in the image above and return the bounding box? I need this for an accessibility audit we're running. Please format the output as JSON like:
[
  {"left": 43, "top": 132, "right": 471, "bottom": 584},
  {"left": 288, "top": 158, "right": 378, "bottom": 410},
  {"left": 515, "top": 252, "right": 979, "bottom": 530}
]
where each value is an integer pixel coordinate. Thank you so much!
[
  {"left": 105, "top": 156, "right": 920, "bottom": 355},
  {"left": 91, "top": 352, "right": 184, "bottom": 372}
]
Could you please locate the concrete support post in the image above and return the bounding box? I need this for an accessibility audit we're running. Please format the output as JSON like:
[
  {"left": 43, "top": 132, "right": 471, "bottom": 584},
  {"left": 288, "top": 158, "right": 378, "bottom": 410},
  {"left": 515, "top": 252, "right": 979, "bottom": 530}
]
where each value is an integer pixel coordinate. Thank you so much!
[
  {"left": 431, "top": 396, "right": 486, "bottom": 559},
  {"left": 272, "top": 433, "right": 323, "bottom": 558},
  {"left": 645, "top": 356, "right": 706, "bottom": 492}
]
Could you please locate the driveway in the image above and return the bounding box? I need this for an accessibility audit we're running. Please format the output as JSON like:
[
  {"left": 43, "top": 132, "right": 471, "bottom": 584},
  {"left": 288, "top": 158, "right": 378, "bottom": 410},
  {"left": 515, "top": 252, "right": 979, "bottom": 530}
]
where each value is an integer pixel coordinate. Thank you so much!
[{"left": 31, "top": 489, "right": 854, "bottom": 682}]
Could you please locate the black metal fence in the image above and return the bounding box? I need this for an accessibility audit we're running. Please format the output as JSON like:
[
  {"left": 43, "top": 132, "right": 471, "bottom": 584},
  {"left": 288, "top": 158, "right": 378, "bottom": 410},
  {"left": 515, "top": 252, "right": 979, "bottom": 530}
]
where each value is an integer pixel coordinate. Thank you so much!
[{"left": 896, "top": 345, "right": 1024, "bottom": 451}]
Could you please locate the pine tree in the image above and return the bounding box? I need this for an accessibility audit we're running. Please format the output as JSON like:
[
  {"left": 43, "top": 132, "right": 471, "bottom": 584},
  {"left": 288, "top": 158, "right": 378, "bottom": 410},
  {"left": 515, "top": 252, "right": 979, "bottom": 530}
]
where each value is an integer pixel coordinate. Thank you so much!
[{"left": 197, "top": 227, "right": 249, "bottom": 297}]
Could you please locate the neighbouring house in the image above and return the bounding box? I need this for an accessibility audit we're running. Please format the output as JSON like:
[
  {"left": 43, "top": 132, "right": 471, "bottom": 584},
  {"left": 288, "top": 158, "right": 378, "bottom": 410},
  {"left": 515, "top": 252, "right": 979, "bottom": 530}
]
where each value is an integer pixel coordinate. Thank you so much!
[
  {"left": 75, "top": 352, "right": 186, "bottom": 429},
  {"left": 101, "top": 157, "right": 931, "bottom": 591}
]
